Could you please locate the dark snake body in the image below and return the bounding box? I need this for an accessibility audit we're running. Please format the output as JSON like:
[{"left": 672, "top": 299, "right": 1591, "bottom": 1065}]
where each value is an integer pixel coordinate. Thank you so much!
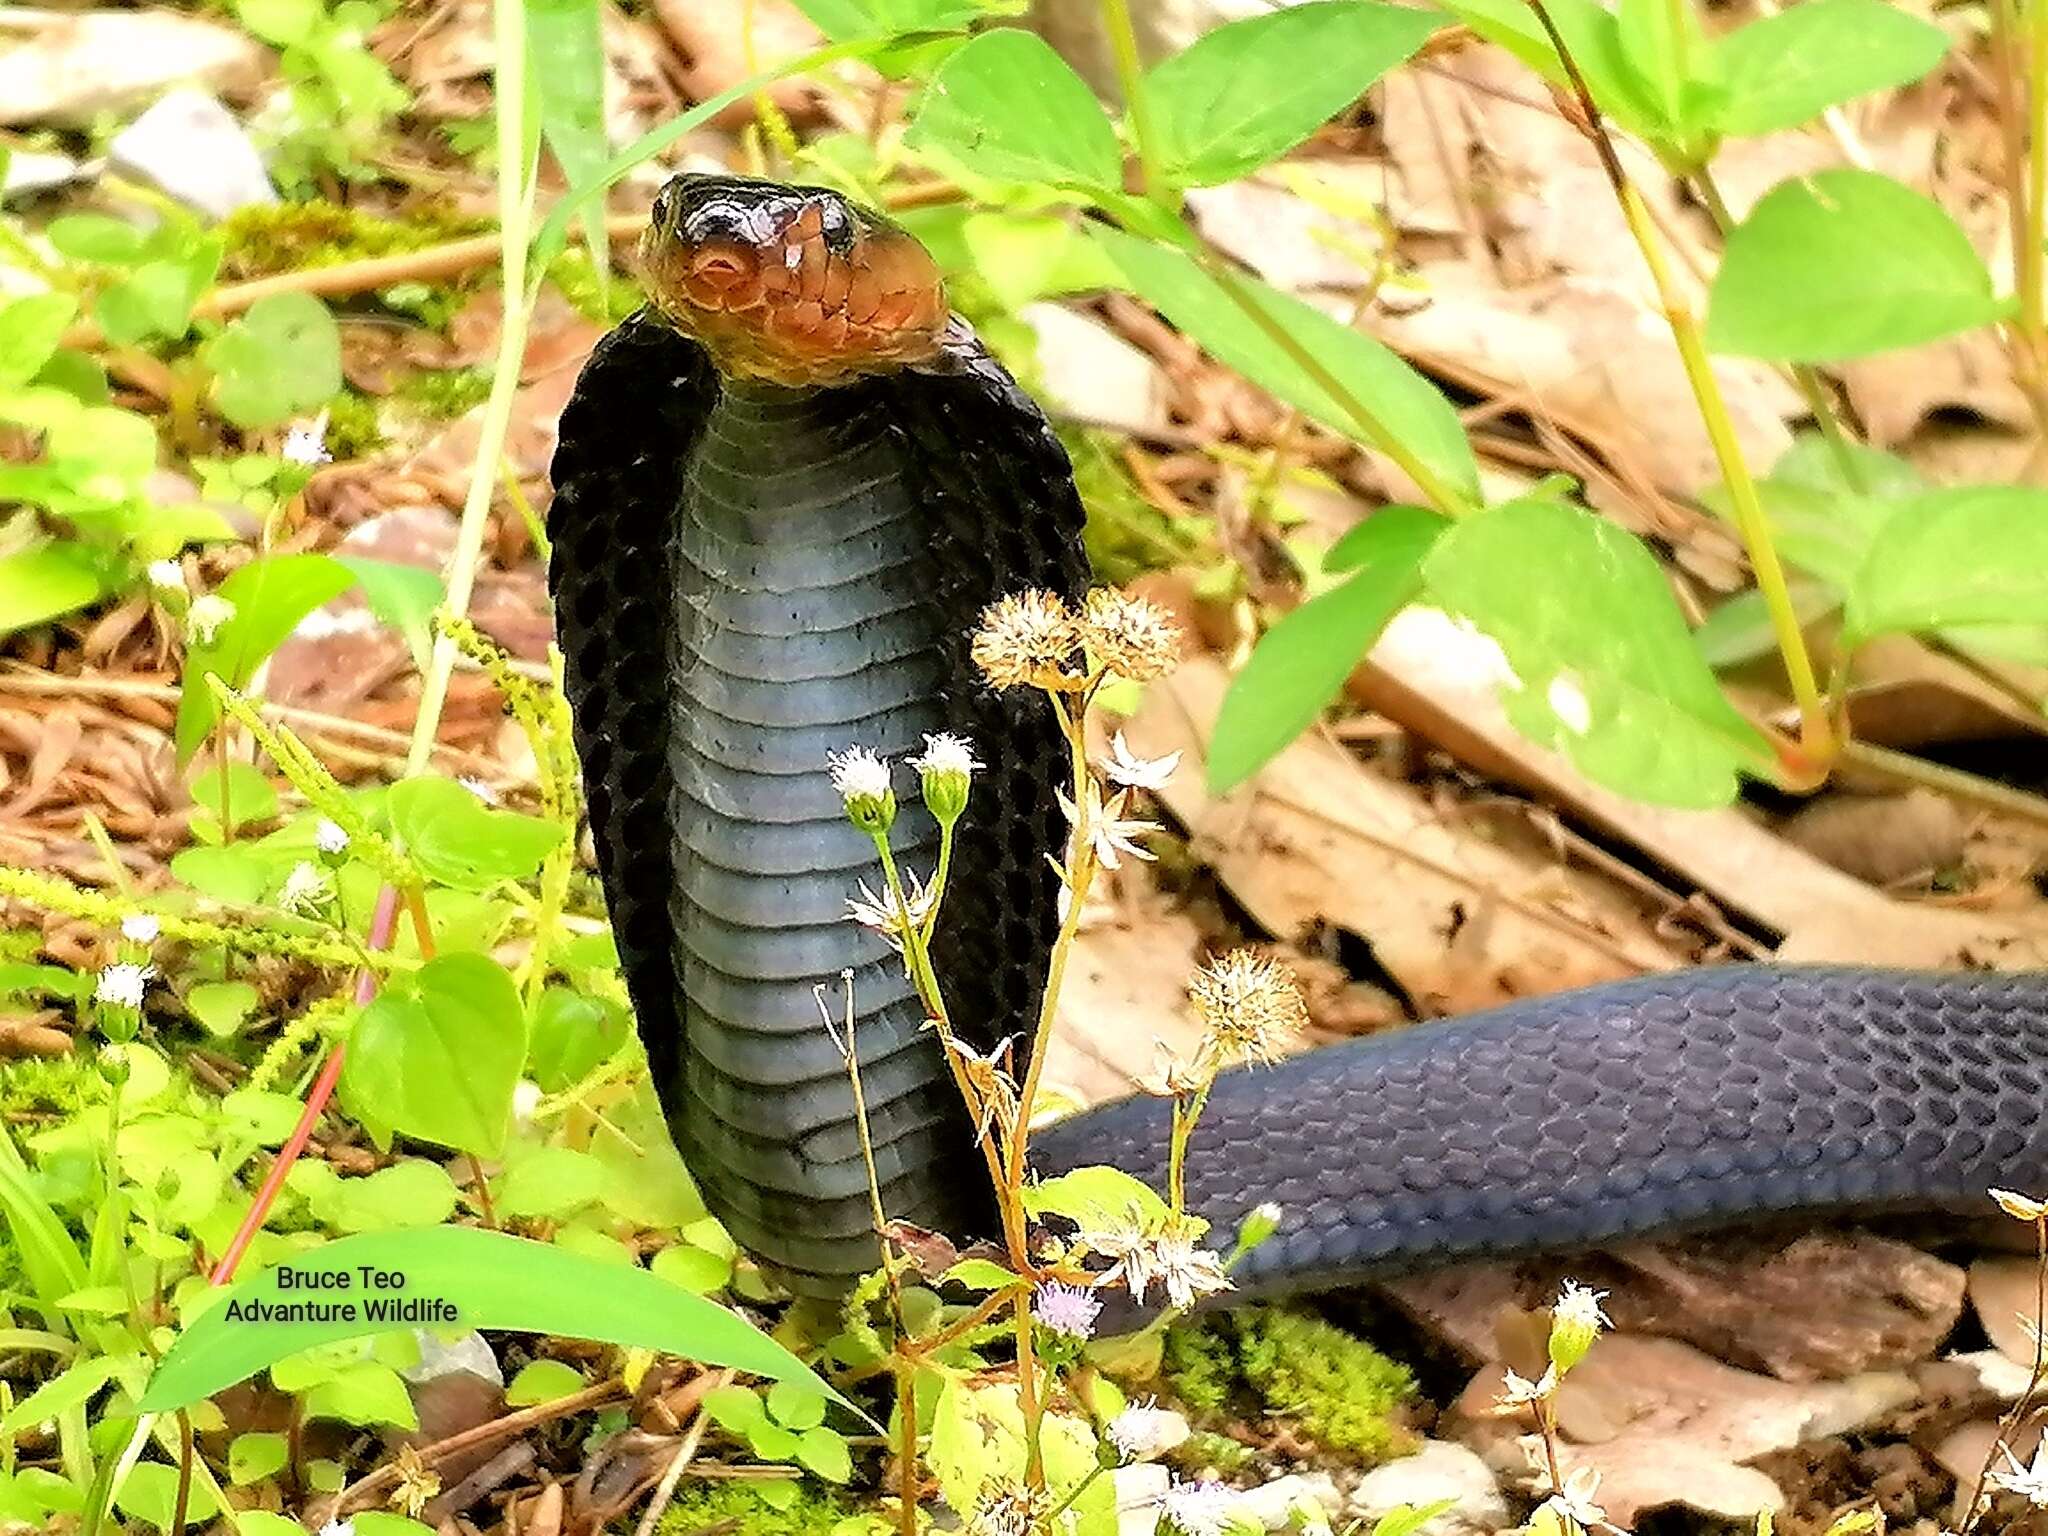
[{"left": 550, "top": 302, "right": 2048, "bottom": 1302}]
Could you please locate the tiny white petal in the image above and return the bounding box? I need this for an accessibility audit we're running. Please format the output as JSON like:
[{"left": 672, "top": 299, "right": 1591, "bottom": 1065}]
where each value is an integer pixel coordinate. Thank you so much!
[
  {"left": 1102, "top": 730, "right": 1181, "bottom": 790},
  {"left": 910, "top": 731, "right": 979, "bottom": 778},
  {"left": 827, "top": 746, "right": 891, "bottom": 805},
  {"left": 94, "top": 962, "right": 154, "bottom": 1010},
  {"left": 146, "top": 559, "right": 185, "bottom": 592},
  {"left": 314, "top": 818, "right": 350, "bottom": 855},
  {"left": 120, "top": 914, "right": 160, "bottom": 945}
]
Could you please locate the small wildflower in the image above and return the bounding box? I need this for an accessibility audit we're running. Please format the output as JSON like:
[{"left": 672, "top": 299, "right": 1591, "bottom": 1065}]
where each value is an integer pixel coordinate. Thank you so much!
[
  {"left": 1105, "top": 1399, "right": 1187, "bottom": 1463},
  {"left": 1152, "top": 1227, "right": 1232, "bottom": 1310},
  {"left": 1537, "top": 1468, "right": 1611, "bottom": 1531},
  {"left": 828, "top": 746, "right": 895, "bottom": 834},
  {"left": 146, "top": 559, "right": 185, "bottom": 593},
  {"left": 511, "top": 1078, "right": 544, "bottom": 1130},
  {"left": 911, "top": 731, "right": 978, "bottom": 824},
  {"left": 1548, "top": 1280, "right": 1610, "bottom": 1374},
  {"left": 969, "top": 1483, "right": 1046, "bottom": 1536},
  {"left": 391, "top": 1443, "right": 440, "bottom": 1518},
  {"left": 314, "top": 817, "right": 350, "bottom": 857},
  {"left": 457, "top": 775, "right": 501, "bottom": 806},
  {"left": 1993, "top": 1188, "right": 2048, "bottom": 1222},
  {"left": 120, "top": 914, "right": 160, "bottom": 945},
  {"left": 1990, "top": 1441, "right": 2048, "bottom": 1507},
  {"left": 844, "top": 872, "right": 937, "bottom": 953},
  {"left": 971, "top": 589, "right": 1078, "bottom": 691},
  {"left": 1032, "top": 1280, "right": 1102, "bottom": 1341},
  {"left": 94, "top": 962, "right": 154, "bottom": 1010},
  {"left": 1059, "top": 781, "right": 1160, "bottom": 872},
  {"left": 1188, "top": 950, "right": 1305, "bottom": 1068},
  {"left": 1078, "top": 1207, "right": 1163, "bottom": 1301},
  {"left": 186, "top": 594, "right": 235, "bottom": 647},
  {"left": 1159, "top": 1476, "right": 1241, "bottom": 1536},
  {"left": 1497, "top": 1365, "right": 1559, "bottom": 1408},
  {"left": 1079, "top": 587, "right": 1182, "bottom": 682},
  {"left": 282, "top": 408, "right": 333, "bottom": 467},
  {"left": 277, "top": 860, "right": 334, "bottom": 916},
  {"left": 1101, "top": 730, "right": 1181, "bottom": 790}
]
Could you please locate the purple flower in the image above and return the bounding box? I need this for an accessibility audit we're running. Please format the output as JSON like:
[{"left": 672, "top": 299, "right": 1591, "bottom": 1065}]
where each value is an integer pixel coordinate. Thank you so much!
[{"left": 1032, "top": 1280, "right": 1103, "bottom": 1341}]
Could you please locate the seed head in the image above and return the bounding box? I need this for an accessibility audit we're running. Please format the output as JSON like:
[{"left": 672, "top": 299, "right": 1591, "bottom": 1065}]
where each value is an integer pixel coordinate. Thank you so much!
[
  {"left": 911, "top": 731, "right": 978, "bottom": 825},
  {"left": 1079, "top": 588, "right": 1181, "bottom": 682},
  {"left": 1187, "top": 950, "right": 1304, "bottom": 1067},
  {"left": 1032, "top": 1280, "right": 1102, "bottom": 1341},
  {"left": 828, "top": 746, "right": 895, "bottom": 834},
  {"left": 971, "top": 589, "right": 1078, "bottom": 691},
  {"left": 94, "top": 961, "right": 154, "bottom": 1011},
  {"left": 1152, "top": 1227, "right": 1232, "bottom": 1310}
]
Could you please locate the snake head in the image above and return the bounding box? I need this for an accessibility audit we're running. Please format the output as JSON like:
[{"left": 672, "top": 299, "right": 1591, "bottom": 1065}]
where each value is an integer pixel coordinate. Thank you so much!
[{"left": 640, "top": 174, "right": 948, "bottom": 386}]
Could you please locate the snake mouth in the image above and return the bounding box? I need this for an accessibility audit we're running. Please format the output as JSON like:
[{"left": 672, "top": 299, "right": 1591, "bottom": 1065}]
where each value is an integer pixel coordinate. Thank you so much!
[{"left": 640, "top": 173, "right": 948, "bottom": 386}]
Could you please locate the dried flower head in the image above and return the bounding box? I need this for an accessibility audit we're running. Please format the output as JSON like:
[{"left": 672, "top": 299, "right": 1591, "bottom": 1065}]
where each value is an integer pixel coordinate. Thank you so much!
[
  {"left": 1152, "top": 1227, "right": 1232, "bottom": 1310},
  {"left": 828, "top": 746, "right": 895, "bottom": 834},
  {"left": 120, "top": 914, "right": 160, "bottom": 945},
  {"left": 1032, "top": 1280, "right": 1102, "bottom": 1341},
  {"left": 1159, "top": 1476, "right": 1241, "bottom": 1536},
  {"left": 1105, "top": 1399, "right": 1187, "bottom": 1463},
  {"left": 945, "top": 1034, "right": 1020, "bottom": 1147},
  {"left": 1990, "top": 1441, "right": 2048, "bottom": 1507},
  {"left": 1188, "top": 950, "right": 1304, "bottom": 1067},
  {"left": 186, "top": 594, "right": 235, "bottom": 647},
  {"left": 971, "top": 589, "right": 1078, "bottom": 691},
  {"left": 1497, "top": 1365, "right": 1558, "bottom": 1409},
  {"left": 1077, "top": 1207, "right": 1163, "bottom": 1301},
  {"left": 969, "top": 1482, "right": 1047, "bottom": 1536},
  {"left": 1059, "top": 781, "right": 1160, "bottom": 872},
  {"left": 1079, "top": 587, "right": 1182, "bottom": 682},
  {"left": 94, "top": 962, "right": 155, "bottom": 1010},
  {"left": 391, "top": 1444, "right": 440, "bottom": 1518},
  {"left": 844, "top": 871, "right": 936, "bottom": 953}
]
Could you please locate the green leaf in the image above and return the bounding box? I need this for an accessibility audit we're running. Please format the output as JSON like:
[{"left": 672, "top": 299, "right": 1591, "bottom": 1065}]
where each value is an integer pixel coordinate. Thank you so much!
[
  {"left": 2, "top": 1351, "right": 138, "bottom": 1434},
  {"left": 302, "top": 1360, "right": 417, "bottom": 1428},
  {"left": 939, "top": 1257, "right": 1020, "bottom": 1292},
  {"left": 797, "top": 1425, "right": 853, "bottom": 1482},
  {"left": 189, "top": 761, "right": 279, "bottom": 838},
  {"left": 1372, "top": 1502, "right": 1460, "bottom": 1536},
  {"left": 1694, "top": 581, "right": 1838, "bottom": 669},
  {"left": 95, "top": 240, "right": 222, "bottom": 346},
  {"left": 235, "top": 0, "right": 321, "bottom": 46},
  {"left": 0, "top": 1127, "right": 89, "bottom": 1323},
  {"left": 792, "top": 0, "right": 998, "bottom": 38},
  {"left": 142, "top": 1226, "right": 853, "bottom": 1416},
  {"left": 115, "top": 1461, "right": 222, "bottom": 1530},
  {"left": 650, "top": 1243, "right": 732, "bottom": 1295},
  {"left": 1428, "top": 0, "right": 1666, "bottom": 140},
  {"left": 187, "top": 981, "right": 261, "bottom": 1039},
  {"left": 339, "top": 953, "right": 526, "bottom": 1157},
  {"left": 506, "top": 1358, "right": 585, "bottom": 1406},
  {"left": 527, "top": 0, "right": 612, "bottom": 289},
  {"left": 1023, "top": 1166, "right": 1170, "bottom": 1230},
  {"left": 1712, "top": 0, "right": 1947, "bottom": 137},
  {"left": 1614, "top": 0, "right": 1701, "bottom": 136},
  {"left": 905, "top": 30, "right": 1122, "bottom": 193},
  {"left": 0, "top": 543, "right": 114, "bottom": 636},
  {"left": 526, "top": 985, "right": 629, "bottom": 1090},
  {"left": 387, "top": 777, "right": 566, "bottom": 891},
  {"left": 769, "top": 1378, "right": 829, "bottom": 1430},
  {"left": 1092, "top": 226, "right": 1479, "bottom": 509},
  {"left": 204, "top": 292, "right": 343, "bottom": 429},
  {"left": 497, "top": 1146, "right": 607, "bottom": 1220},
  {"left": 336, "top": 556, "right": 445, "bottom": 673},
  {"left": 929, "top": 1381, "right": 1114, "bottom": 1535},
  {"left": 1422, "top": 498, "right": 1773, "bottom": 806},
  {"left": 305, "top": 1160, "right": 462, "bottom": 1233},
  {"left": 1145, "top": 2, "right": 1439, "bottom": 186},
  {"left": 1845, "top": 486, "right": 2048, "bottom": 640},
  {"left": 175, "top": 552, "right": 358, "bottom": 761},
  {"left": 0, "top": 294, "right": 78, "bottom": 387},
  {"left": 46, "top": 214, "right": 152, "bottom": 266},
  {"left": 227, "top": 1430, "right": 289, "bottom": 1485},
  {"left": 1210, "top": 507, "right": 1448, "bottom": 791},
  {"left": 1706, "top": 170, "right": 2009, "bottom": 361}
]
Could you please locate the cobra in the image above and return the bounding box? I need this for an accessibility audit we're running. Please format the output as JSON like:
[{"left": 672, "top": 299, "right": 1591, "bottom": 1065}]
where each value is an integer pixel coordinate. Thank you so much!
[{"left": 547, "top": 173, "right": 2048, "bottom": 1301}]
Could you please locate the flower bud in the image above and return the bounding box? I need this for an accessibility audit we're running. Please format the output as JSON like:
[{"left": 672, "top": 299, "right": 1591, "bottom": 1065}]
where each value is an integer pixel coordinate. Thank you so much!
[
  {"left": 1233, "top": 1201, "right": 1283, "bottom": 1257},
  {"left": 1546, "top": 1280, "right": 1610, "bottom": 1375},
  {"left": 910, "top": 732, "right": 978, "bottom": 827},
  {"left": 828, "top": 747, "right": 895, "bottom": 835}
]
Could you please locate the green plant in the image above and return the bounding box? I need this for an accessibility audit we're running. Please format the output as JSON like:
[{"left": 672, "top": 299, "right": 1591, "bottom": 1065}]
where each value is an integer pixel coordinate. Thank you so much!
[{"left": 233, "top": 0, "right": 412, "bottom": 188}]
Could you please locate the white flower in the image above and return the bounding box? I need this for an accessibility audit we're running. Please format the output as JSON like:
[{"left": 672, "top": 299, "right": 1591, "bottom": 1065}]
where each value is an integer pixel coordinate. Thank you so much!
[
  {"left": 1101, "top": 730, "right": 1181, "bottom": 790},
  {"left": 314, "top": 817, "right": 350, "bottom": 856},
  {"left": 1105, "top": 1399, "right": 1186, "bottom": 1463},
  {"left": 1077, "top": 1209, "right": 1163, "bottom": 1301},
  {"left": 1059, "top": 781, "right": 1159, "bottom": 872},
  {"left": 910, "top": 731, "right": 979, "bottom": 780},
  {"left": 1538, "top": 1468, "right": 1611, "bottom": 1530},
  {"left": 94, "top": 962, "right": 154, "bottom": 1010},
  {"left": 828, "top": 746, "right": 891, "bottom": 805},
  {"left": 1498, "top": 1365, "right": 1558, "bottom": 1408},
  {"left": 1152, "top": 1229, "right": 1232, "bottom": 1310},
  {"left": 843, "top": 873, "right": 936, "bottom": 954},
  {"left": 1159, "top": 1476, "right": 1241, "bottom": 1536},
  {"left": 319, "top": 1521, "right": 357, "bottom": 1536},
  {"left": 1555, "top": 1281, "right": 1610, "bottom": 1335},
  {"left": 186, "top": 594, "right": 235, "bottom": 647},
  {"left": 146, "top": 559, "right": 185, "bottom": 593},
  {"left": 120, "top": 914, "right": 160, "bottom": 945},
  {"left": 1990, "top": 1441, "right": 2048, "bottom": 1506},
  {"left": 457, "top": 776, "right": 501, "bottom": 806},
  {"left": 283, "top": 408, "right": 333, "bottom": 467},
  {"left": 1031, "top": 1280, "right": 1102, "bottom": 1341},
  {"left": 277, "top": 861, "right": 334, "bottom": 916},
  {"left": 511, "top": 1078, "right": 544, "bottom": 1130}
]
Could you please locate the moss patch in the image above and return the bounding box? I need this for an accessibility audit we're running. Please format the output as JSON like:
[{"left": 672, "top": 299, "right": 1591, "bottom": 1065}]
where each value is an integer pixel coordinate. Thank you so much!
[
  {"left": 219, "top": 202, "right": 485, "bottom": 281},
  {"left": 1161, "top": 1305, "right": 1417, "bottom": 1464}
]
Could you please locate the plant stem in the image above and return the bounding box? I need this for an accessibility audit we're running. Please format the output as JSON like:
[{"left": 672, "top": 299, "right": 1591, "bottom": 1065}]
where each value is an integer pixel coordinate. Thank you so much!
[
  {"left": 2026, "top": 0, "right": 2048, "bottom": 385},
  {"left": 1524, "top": 0, "right": 1833, "bottom": 770},
  {"left": 1099, "top": 0, "right": 1164, "bottom": 200}
]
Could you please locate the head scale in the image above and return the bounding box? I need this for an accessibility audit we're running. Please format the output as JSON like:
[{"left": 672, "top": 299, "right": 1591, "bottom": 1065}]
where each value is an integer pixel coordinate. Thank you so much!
[{"left": 639, "top": 174, "right": 947, "bottom": 386}]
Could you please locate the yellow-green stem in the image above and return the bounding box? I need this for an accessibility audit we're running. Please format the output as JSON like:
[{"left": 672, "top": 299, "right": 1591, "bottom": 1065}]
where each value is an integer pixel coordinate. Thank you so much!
[
  {"left": 1167, "top": 1079, "right": 1213, "bottom": 1217},
  {"left": 1525, "top": 0, "right": 1832, "bottom": 765},
  {"left": 2025, "top": 0, "right": 2048, "bottom": 394},
  {"left": 1099, "top": 0, "right": 1165, "bottom": 202}
]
